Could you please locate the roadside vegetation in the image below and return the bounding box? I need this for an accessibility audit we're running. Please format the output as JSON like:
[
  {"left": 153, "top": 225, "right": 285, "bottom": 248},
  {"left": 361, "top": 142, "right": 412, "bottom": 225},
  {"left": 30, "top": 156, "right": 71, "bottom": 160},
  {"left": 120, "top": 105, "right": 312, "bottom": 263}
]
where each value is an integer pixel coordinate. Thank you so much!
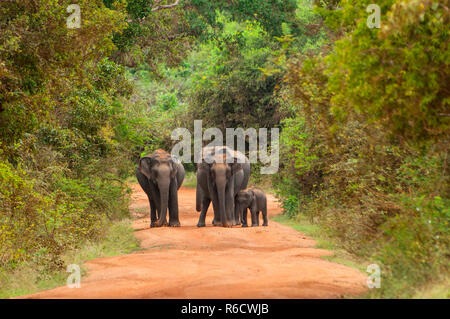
[
  {"left": 271, "top": 0, "right": 449, "bottom": 298},
  {"left": 0, "top": 220, "right": 139, "bottom": 298},
  {"left": 0, "top": 0, "right": 448, "bottom": 298}
]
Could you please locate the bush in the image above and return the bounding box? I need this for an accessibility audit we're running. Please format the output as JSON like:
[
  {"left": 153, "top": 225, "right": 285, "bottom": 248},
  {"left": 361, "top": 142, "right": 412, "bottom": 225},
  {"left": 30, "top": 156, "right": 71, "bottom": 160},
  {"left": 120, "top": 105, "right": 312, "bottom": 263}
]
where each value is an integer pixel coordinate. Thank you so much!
[
  {"left": 273, "top": 0, "right": 449, "bottom": 297},
  {"left": 325, "top": 0, "right": 449, "bottom": 142},
  {"left": 375, "top": 194, "right": 450, "bottom": 297},
  {"left": 0, "top": 161, "right": 104, "bottom": 269}
]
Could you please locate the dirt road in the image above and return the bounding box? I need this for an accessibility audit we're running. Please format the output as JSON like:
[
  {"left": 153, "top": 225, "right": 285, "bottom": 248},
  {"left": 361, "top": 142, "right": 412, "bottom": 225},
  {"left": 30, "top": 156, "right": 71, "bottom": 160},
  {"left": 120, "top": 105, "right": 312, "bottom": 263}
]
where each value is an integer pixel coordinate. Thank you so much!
[{"left": 22, "top": 185, "right": 367, "bottom": 299}]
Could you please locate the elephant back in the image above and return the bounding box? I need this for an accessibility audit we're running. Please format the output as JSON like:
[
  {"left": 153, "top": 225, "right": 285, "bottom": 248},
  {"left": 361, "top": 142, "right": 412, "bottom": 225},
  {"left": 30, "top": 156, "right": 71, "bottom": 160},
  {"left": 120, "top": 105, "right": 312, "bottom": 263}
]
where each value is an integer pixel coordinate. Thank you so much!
[{"left": 199, "top": 146, "right": 249, "bottom": 164}]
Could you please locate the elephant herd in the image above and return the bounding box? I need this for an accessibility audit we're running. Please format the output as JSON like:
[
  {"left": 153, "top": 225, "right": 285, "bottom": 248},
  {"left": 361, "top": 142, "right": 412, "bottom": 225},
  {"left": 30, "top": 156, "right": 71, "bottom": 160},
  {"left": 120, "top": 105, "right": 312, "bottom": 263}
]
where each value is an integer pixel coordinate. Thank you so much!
[{"left": 136, "top": 146, "right": 268, "bottom": 228}]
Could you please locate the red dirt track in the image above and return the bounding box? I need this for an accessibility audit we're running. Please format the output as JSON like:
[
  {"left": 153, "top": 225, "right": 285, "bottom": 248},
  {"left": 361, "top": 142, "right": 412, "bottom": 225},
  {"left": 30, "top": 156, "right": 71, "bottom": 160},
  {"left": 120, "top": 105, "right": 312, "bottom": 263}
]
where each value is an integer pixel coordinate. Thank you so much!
[{"left": 21, "top": 185, "right": 367, "bottom": 299}]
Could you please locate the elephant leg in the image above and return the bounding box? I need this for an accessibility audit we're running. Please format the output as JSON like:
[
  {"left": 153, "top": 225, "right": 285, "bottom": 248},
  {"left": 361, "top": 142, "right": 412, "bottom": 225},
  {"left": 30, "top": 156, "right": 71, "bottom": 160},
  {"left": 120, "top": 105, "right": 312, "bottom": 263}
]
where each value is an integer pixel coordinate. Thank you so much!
[
  {"left": 262, "top": 207, "right": 268, "bottom": 226},
  {"left": 197, "top": 196, "right": 211, "bottom": 227},
  {"left": 251, "top": 209, "right": 258, "bottom": 227},
  {"left": 242, "top": 208, "right": 248, "bottom": 227},
  {"left": 232, "top": 171, "right": 245, "bottom": 225},
  {"left": 168, "top": 180, "right": 180, "bottom": 227},
  {"left": 137, "top": 172, "right": 159, "bottom": 228},
  {"left": 150, "top": 199, "right": 158, "bottom": 228},
  {"left": 228, "top": 181, "right": 238, "bottom": 226},
  {"left": 211, "top": 199, "right": 221, "bottom": 226},
  {"left": 157, "top": 211, "right": 168, "bottom": 226},
  {"left": 234, "top": 198, "right": 241, "bottom": 226},
  {"left": 208, "top": 189, "right": 221, "bottom": 226},
  {"left": 152, "top": 188, "right": 167, "bottom": 226},
  {"left": 224, "top": 185, "right": 235, "bottom": 227},
  {"left": 196, "top": 184, "right": 202, "bottom": 212},
  {"left": 150, "top": 193, "right": 166, "bottom": 227}
]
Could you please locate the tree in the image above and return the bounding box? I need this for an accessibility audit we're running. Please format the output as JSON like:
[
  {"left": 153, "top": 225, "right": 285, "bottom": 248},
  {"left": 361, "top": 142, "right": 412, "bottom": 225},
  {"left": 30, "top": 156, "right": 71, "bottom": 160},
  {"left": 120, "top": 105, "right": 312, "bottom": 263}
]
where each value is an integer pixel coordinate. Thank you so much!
[{"left": 325, "top": 0, "right": 449, "bottom": 143}]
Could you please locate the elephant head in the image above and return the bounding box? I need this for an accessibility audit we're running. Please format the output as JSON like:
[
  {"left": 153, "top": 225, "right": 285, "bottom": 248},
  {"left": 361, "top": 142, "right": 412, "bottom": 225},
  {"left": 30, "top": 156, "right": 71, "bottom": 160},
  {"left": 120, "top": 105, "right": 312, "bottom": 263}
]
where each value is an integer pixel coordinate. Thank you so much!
[
  {"left": 236, "top": 188, "right": 256, "bottom": 215},
  {"left": 202, "top": 152, "right": 242, "bottom": 227},
  {"left": 138, "top": 150, "right": 179, "bottom": 226}
]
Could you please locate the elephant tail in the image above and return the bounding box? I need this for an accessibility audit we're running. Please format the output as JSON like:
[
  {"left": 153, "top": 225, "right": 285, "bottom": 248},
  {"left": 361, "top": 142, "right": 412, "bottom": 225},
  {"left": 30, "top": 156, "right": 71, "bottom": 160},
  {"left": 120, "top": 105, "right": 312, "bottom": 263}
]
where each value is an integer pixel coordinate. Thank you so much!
[{"left": 196, "top": 182, "right": 202, "bottom": 212}]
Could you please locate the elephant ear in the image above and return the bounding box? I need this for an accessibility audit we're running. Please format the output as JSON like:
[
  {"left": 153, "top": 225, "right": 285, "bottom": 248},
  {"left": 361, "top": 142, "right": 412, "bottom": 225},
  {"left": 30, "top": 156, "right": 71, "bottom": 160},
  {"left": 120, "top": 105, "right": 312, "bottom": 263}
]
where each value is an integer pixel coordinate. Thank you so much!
[
  {"left": 226, "top": 150, "right": 244, "bottom": 175},
  {"left": 138, "top": 157, "right": 153, "bottom": 179},
  {"left": 203, "top": 161, "right": 215, "bottom": 185},
  {"left": 231, "top": 158, "right": 242, "bottom": 175},
  {"left": 249, "top": 189, "right": 257, "bottom": 211},
  {"left": 198, "top": 161, "right": 209, "bottom": 171},
  {"left": 170, "top": 155, "right": 180, "bottom": 179}
]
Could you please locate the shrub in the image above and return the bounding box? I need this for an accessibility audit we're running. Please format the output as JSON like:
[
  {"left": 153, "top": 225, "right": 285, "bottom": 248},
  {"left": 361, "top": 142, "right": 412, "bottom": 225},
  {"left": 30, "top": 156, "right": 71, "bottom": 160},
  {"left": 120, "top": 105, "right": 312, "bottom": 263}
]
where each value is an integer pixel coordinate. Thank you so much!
[
  {"left": 0, "top": 161, "right": 106, "bottom": 269},
  {"left": 274, "top": 0, "right": 449, "bottom": 297}
]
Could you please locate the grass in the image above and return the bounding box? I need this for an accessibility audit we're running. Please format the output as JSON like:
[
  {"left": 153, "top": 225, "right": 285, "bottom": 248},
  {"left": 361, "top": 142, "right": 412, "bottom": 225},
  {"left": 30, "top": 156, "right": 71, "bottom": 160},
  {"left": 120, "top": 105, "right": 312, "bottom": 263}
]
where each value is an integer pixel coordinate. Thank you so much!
[
  {"left": 0, "top": 219, "right": 140, "bottom": 299},
  {"left": 183, "top": 171, "right": 197, "bottom": 188},
  {"left": 272, "top": 214, "right": 367, "bottom": 274},
  {"left": 126, "top": 175, "right": 138, "bottom": 184},
  {"left": 412, "top": 277, "right": 450, "bottom": 299},
  {"left": 273, "top": 214, "right": 377, "bottom": 299},
  {"left": 272, "top": 213, "right": 450, "bottom": 299}
]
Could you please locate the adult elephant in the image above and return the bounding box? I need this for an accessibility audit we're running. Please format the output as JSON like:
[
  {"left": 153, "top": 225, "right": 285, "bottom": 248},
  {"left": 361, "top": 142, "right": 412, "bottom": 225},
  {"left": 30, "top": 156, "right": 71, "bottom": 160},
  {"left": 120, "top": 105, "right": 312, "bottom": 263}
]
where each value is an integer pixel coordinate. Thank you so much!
[
  {"left": 196, "top": 146, "right": 250, "bottom": 228},
  {"left": 136, "top": 149, "right": 185, "bottom": 228}
]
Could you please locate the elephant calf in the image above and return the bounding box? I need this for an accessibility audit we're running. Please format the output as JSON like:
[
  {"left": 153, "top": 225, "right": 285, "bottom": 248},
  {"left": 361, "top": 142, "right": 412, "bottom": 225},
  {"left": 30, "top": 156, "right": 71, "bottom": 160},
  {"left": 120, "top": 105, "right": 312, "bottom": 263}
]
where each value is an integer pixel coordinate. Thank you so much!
[{"left": 236, "top": 187, "right": 268, "bottom": 227}]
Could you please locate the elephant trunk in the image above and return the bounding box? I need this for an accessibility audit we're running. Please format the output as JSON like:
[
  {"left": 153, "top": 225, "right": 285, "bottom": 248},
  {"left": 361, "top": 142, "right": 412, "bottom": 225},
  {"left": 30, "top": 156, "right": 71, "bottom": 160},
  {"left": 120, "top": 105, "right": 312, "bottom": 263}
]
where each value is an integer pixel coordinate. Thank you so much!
[
  {"left": 157, "top": 167, "right": 171, "bottom": 226},
  {"left": 157, "top": 178, "right": 170, "bottom": 225},
  {"left": 217, "top": 181, "right": 229, "bottom": 227}
]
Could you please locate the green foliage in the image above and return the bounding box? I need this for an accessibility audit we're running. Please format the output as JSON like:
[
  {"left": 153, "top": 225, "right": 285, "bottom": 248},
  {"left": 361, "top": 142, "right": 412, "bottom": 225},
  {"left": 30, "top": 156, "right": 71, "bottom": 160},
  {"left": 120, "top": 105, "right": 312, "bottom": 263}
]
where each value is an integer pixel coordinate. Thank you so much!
[
  {"left": 122, "top": 65, "right": 193, "bottom": 156},
  {"left": 274, "top": 0, "right": 449, "bottom": 297},
  {"left": 108, "top": 0, "right": 193, "bottom": 70},
  {"left": 281, "top": 196, "right": 299, "bottom": 218},
  {"left": 0, "top": 0, "right": 128, "bottom": 157},
  {"left": 0, "top": 0, "right": 136, "bottom": 274},
  {"left": 186, "top": 12, "right": 282, "bottom": 129},
  {"left": 1, "top": 0, "right": 447, "bottom": 299},
  {"left": 377, "top": 195, "right": 449, "bottom": 295},
  {"left": 325, "top": 0, "right": 449, "bottom": 142},
  {"left": 293, "top": 0, "right": 329, "bottom": 50},
  {"left": 0, "top": 161, "right": 92, "bottom": 268},
  {"left": 0, "top": 219, "right": 139, "bottom": 298},
  {"left": 0, "top": 154, "right": 131, "bottom": 268},
  {"left": 280, "top": 117, "right": 319, "bottom": 174},
  {"left": 186, "top": 0, "right": 299, "bottom": 37},
  {"left": 157, "top": 92, "right": 179, "bottom": 111}
]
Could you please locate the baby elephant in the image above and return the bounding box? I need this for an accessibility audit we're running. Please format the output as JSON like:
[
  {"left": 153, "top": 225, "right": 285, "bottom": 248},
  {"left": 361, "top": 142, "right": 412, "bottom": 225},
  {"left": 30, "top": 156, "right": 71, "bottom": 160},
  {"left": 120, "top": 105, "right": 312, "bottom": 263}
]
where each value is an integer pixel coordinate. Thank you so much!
[{"left": 236, "top": 187, "right": 268, "bottom": 227}]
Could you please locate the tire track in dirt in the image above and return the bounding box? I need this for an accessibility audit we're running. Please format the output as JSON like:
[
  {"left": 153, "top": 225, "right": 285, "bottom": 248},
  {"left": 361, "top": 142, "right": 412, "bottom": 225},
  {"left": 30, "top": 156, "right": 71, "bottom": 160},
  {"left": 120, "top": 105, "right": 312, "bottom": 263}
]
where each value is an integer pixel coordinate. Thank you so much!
[{"left": 20, "top": 185, "right": 367, "bottom": 299}]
